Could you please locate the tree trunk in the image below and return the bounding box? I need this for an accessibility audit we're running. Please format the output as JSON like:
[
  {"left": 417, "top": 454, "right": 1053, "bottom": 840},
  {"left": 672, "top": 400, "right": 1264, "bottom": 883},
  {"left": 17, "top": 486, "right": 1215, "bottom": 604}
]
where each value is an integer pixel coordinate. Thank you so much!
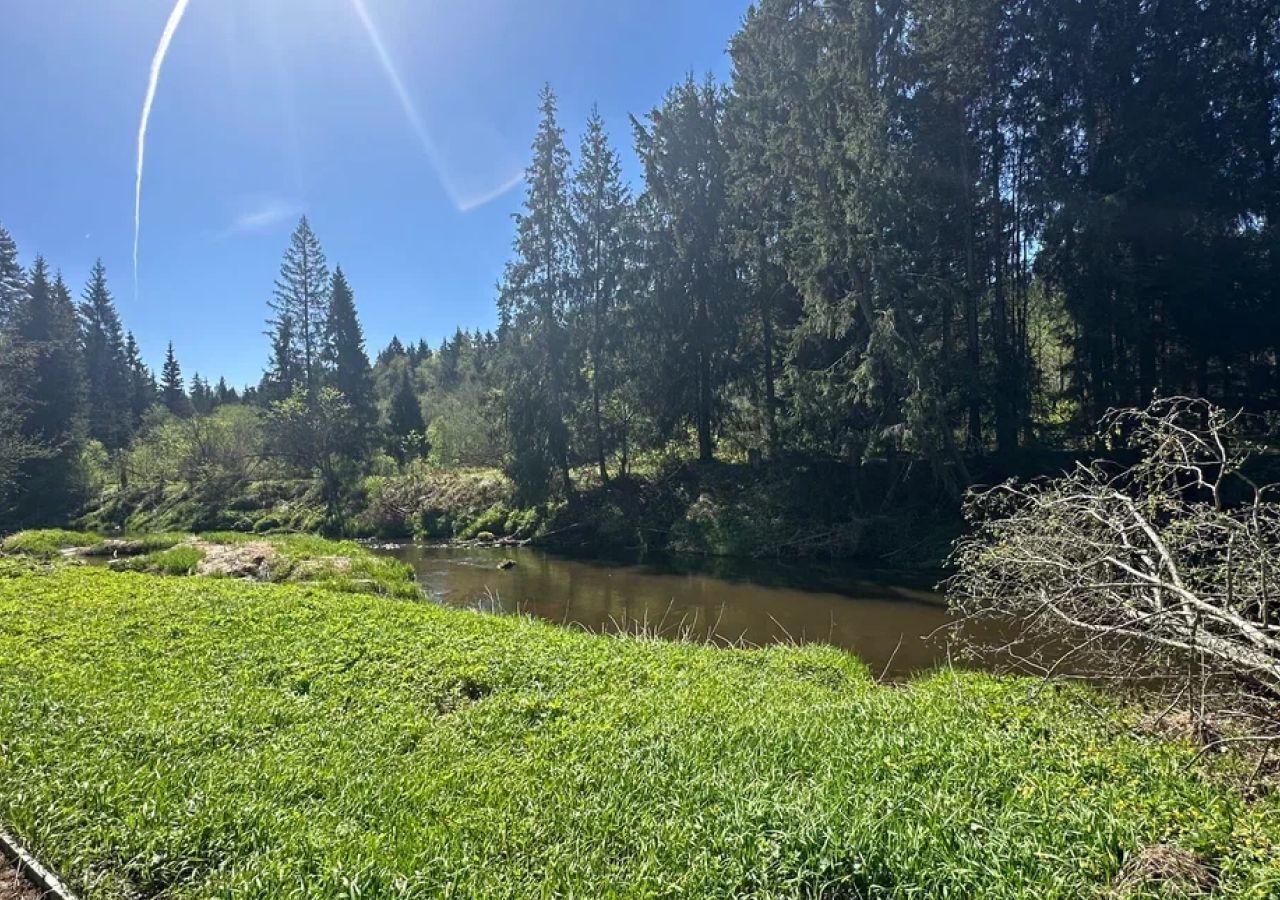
[
  {"left": 762, "top": 287, "right": 778, "bottom": 459},
  {"left": 696, "top": 291, "right": 714, "bottom": 463}
]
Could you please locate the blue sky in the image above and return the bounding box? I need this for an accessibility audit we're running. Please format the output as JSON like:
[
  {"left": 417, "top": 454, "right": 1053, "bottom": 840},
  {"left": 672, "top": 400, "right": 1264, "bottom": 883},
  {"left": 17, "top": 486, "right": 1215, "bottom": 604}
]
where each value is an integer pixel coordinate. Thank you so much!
[{"left": 1, "top": 0, "right": 746, "bottom": 387}]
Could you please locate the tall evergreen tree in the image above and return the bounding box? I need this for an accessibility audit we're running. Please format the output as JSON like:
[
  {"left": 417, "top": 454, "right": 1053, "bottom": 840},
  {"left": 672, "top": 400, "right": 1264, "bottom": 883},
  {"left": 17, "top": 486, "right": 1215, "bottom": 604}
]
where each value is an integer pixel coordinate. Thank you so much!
[
  {"left": 322, "top": 266, "right": 375, "bottom": 436},
  {"left": 160, "top": 342, "right": 189, "bottom": 417},
  {"left": 189, "top": 373, "right": 214, "bottom": 416},
  {"left": 79, "top": 260, "right": 132, "bottom": 449},
  {"left": 0, "top": 224, "right": 25, "bottom": 330},
  {"left": 634, "top": 76, "right": 737, "bottom": 463},
  {"left": 497, "top": 85, "right": 575, "bottom": 499},
  {"left": 9, "top": 260, "right": 85, "bottom": 519},
  {"left": 385, "top": 364, "right": 426, "bottom": 463},
  {"left": 214, "top": 376, "right": 239, "bottom": 407},
  {"left": 570, "top": 107, "right": 634, "bottom": 481},
  {"left": 269, "top": 217, "right": 330, "bottom": 400},
  {"left": 261, "top": 314, "right": 300, "bottom": 406},
  {"left": 123, "top": 332, "right": 155, "bottom": 427}
]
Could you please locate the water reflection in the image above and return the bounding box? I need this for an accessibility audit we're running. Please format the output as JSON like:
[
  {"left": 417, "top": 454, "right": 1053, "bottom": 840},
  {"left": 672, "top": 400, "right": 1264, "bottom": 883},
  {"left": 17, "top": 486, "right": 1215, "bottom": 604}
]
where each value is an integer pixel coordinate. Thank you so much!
[{"left": 378, "top": 545, "right": 961, "bottom": 679}]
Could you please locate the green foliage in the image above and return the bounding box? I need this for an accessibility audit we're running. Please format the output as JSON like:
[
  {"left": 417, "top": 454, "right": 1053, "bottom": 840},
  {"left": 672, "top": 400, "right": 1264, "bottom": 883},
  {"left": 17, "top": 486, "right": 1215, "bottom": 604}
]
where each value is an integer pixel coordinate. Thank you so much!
[
  {"left": 424, "top": 382, "right": 501, "bottom": 469},
  {"left": 0, "top": 567, "right": 1276, "bottom": 897},
  {"left": 361, "top": 465, "right": 513, "bottom": 539},
  {"left": 265, "top": 385, "right": 362, "bottom": 517}
]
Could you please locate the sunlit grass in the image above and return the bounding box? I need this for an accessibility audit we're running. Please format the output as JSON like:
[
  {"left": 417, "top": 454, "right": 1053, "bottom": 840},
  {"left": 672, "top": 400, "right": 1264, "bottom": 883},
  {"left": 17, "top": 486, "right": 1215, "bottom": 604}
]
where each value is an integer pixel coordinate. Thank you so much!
[
  {"left": 1, "top": 530, "right": 419, "bottom": 600},
  {"left": 1, "top": 528, "right": 105, "bottom": 556},
  {"left": 0, "top": 565, "right": 1276, "bottom": 897}
]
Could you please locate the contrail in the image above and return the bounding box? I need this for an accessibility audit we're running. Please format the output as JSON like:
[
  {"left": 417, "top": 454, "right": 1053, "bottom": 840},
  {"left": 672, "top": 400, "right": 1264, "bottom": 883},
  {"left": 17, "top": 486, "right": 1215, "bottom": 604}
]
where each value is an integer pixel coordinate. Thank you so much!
[{"left": 134, "top": 0, "right": 192, "bottom": 298}]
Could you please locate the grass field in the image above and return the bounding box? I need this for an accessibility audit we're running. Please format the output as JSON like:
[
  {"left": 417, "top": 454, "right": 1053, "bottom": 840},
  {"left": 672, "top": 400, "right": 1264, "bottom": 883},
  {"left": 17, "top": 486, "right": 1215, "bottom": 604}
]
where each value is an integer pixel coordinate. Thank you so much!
[{"left": 0, "top": 563, "right": 1276, "bottom": 897}]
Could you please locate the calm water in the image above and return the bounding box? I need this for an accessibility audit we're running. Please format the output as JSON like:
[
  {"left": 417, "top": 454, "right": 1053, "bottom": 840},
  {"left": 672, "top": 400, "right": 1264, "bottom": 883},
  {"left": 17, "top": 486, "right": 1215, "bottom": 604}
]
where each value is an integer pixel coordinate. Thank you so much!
[{"left": 377, "top": 545, "right": 963, "bottom": 679}]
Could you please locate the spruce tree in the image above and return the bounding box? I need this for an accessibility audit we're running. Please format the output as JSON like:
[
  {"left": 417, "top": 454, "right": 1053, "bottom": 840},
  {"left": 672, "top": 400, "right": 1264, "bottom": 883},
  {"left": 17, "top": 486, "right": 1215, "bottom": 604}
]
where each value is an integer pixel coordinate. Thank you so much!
[
  {"left": 160, "top": 342, "right": 190, "bottom": 416},
  {"left": 377, "top": 336, "right": 406, "bottom": 366},
  {"left": 25, "top": 269, "right": 87, "bottom": 442},
  {"left": 497, "top": 85, "right": 575, "bottom": 499},
  {"left": 214, "top": 377, "right": 239, "bottom": 406},
  {"left": 262, "top": 314, "right": 299, "bottom": 405},
  {"left": 385, "top": 364, "right": 425, "bottom": 463},
  {"left": 9, "top": 260, "right": 85, "bottom": 519},
  {"left": 634, "top": 76, "right": 736, "bottom": 463},
  {"left": 123, "top": 332, "right": 155, "bottom": 427},
  {"left": 269, "top": 217, "right": 330, "bottom": 400},
  {"left": 571, "top": 107, "right": 634, "bottom": 481},
  {"left": 189, "top": 374, "right": 214, "bottom": 415},
  {"left": 322, "top": 266, "right": 375, "bottom": 436},
  {"left": 79, "top": 260, "right": 132, "bottom": 449},
  {"left": 0, "top": 224, "right": 25, "bottom": 330}
]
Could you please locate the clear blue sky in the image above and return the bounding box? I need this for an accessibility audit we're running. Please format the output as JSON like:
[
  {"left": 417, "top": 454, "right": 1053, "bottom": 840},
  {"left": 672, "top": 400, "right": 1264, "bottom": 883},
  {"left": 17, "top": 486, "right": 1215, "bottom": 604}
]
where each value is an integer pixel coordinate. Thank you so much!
[{"left": 1, "top": 0, "right": 745, "bottom": 387}]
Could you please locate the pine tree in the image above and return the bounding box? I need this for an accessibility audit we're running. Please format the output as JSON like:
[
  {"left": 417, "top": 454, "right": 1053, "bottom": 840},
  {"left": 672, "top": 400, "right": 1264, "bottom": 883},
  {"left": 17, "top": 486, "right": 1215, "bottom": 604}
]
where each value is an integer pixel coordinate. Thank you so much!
[
  {"left": 497, "top": 85, "right": 575, "bottom": 500},
  {"left": 79, "top": 260, "right": 132, "bottom": 449},
  {"left": 269, "top": 217, "right": 330, "bottom": 400},
  {"left": 160, "top": 342, "right": 190, "bottom": 416},
  {"left": 322, "top": 266, "right": 375, "bottom": 437},
  {"left": 385, "top": 364, "right": 425, "bottom": 463},
  {"left": 571, "top": 107, "right": 634, "bottom": 481}
]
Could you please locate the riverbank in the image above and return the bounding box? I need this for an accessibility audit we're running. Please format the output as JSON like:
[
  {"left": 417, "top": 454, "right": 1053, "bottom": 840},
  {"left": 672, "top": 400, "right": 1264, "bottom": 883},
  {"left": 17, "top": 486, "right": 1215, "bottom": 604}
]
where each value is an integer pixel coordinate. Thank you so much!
[
  {"left": 0, "top": 557, "right": 1277, "bottom": 896},
  {"left": 79, "top": 458, "right": 965, "bottom": 567},
  {"left": 1, "top": 528, "right": 418, "bottom": 599}
]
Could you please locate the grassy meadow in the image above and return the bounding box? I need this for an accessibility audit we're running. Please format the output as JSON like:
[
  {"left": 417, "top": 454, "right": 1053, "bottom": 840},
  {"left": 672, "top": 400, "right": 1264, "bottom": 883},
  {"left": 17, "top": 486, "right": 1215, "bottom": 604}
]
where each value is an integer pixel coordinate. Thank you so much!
[{"left": 0, "top": 549, "right": 1276, "bottom": 897}]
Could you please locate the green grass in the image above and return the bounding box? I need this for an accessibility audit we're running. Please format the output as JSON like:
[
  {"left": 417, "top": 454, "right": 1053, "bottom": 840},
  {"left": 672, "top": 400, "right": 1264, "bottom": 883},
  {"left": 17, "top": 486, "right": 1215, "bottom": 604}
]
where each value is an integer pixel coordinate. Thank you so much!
[
  {"left": 0, "top": 567, "right": 1276, "bottom": 897},
  {"left": 1, "top": 528, "right": 105, "bottom": 556},
  {"left": 1, "top": 530, "right": 419, "bottom": 600},
  {"left": 114, "top": 543, "right": 206, "bottom": 575}
]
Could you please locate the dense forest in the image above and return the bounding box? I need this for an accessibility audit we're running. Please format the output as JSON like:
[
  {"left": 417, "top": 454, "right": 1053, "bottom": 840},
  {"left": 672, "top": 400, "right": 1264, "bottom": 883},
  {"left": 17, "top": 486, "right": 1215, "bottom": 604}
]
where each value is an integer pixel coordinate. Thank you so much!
[{"left": 1, "top": 0, "right": 1277, "bottom": 535}]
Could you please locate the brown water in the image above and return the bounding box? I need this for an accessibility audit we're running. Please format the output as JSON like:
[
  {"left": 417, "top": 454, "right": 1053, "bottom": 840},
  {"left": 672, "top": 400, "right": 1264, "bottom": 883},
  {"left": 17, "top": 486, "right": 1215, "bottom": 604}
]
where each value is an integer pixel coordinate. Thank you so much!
[{"left": 378, "top": 545, "right": 963, "bottom": 679}]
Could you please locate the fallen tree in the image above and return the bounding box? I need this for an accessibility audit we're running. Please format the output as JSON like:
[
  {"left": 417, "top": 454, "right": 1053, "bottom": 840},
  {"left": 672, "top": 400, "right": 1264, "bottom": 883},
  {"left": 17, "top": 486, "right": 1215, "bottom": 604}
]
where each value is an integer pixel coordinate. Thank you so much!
[{"left": 949, "top": 397, "right": 1280, "bottom": 701}]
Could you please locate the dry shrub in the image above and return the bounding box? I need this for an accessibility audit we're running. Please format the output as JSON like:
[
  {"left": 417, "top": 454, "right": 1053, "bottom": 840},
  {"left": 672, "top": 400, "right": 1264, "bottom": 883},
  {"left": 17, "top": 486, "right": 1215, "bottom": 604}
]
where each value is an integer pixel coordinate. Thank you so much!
[{"left": 949, "top": 397, "right": 1280, "bottom": 707}]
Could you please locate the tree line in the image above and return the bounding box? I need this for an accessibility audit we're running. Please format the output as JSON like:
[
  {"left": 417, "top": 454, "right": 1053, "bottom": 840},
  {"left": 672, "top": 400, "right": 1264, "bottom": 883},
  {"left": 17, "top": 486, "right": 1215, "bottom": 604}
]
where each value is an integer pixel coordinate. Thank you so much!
[{"left": 2, "top": 0, "right": 1277, "bottom": 523}]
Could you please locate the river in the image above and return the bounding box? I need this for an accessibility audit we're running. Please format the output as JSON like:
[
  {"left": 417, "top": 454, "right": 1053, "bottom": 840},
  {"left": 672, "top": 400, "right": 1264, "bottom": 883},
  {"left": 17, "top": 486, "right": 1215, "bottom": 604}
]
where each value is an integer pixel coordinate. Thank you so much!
[{"left": 377, "top": 545, "right": 964, "bottom": 679}]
